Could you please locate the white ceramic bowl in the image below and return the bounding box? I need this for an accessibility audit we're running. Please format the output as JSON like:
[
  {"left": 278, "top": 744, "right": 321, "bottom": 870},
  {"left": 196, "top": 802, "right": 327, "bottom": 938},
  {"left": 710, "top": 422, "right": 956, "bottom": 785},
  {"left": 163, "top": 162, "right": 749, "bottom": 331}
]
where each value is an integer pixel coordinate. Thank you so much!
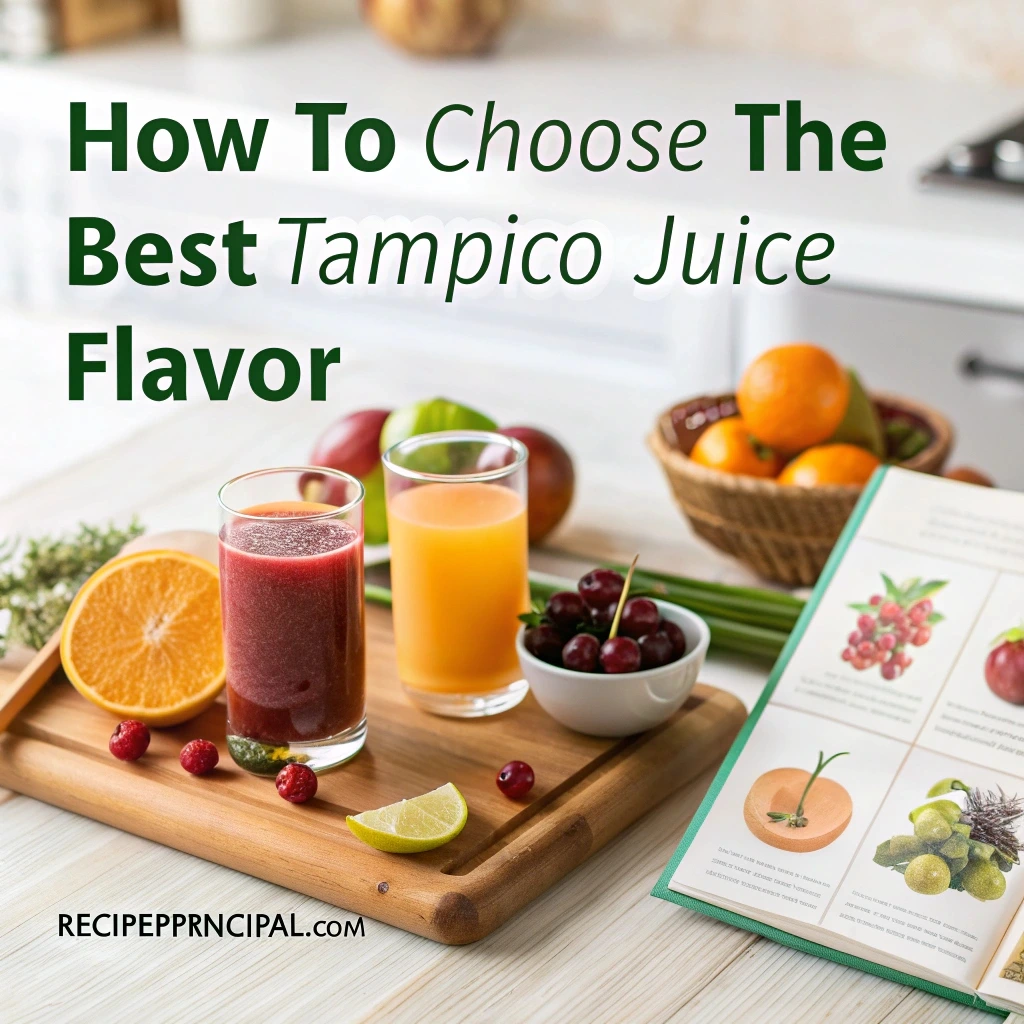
[{"left": 516, "top": 600, "right": 710, "bottom": 737}]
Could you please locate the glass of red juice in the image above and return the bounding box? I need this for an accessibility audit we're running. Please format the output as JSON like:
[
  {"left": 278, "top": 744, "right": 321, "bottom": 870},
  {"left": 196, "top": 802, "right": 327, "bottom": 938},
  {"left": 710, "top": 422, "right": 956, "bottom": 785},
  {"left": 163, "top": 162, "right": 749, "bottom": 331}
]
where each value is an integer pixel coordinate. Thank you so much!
[{"left": 218, "top": 467, "right": 366, "bottom": 774}]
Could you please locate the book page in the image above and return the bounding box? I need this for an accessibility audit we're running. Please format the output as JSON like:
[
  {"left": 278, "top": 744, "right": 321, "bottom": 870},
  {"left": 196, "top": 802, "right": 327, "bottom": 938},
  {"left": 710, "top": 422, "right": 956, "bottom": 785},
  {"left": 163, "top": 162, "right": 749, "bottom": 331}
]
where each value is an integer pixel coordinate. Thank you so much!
[{"left": 670, "top": 469, "right": 1024, "bottom": 990}]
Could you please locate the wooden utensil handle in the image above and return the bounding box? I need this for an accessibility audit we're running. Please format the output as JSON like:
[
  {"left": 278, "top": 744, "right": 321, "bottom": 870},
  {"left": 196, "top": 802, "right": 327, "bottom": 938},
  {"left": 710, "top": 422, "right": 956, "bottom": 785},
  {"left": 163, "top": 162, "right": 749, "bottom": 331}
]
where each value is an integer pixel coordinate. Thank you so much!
[{"left": 0, "top": 632, "right": 61, "bottom": 732}]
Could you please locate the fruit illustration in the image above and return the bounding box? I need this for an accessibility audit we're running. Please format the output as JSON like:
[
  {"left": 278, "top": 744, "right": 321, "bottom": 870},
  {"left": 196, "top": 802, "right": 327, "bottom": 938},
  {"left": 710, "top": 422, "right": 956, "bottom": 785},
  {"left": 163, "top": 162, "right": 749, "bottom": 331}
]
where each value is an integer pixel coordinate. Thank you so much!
[
  {"left": 308, "top": 408, "right": 392, "bottom": 544},
  {"left": 743, "top": 751, "right": 852, "bottom": 853},
  {"left": 736, "top": 343, "right": 850, "bottom": 453},
  {"left": 777, "top": 443, "right": 881, "bottom": 488},
  {"left": 873, "top": 777, "right": 1023, "bottom": 901},
  {"left": 689, "top": 417, "right": 783, "bottom": 478},
  {"left": 495, "top": 426, "right": 575, "bottom": 543},
  {"left": 840, "top": 573, "right": 946, "bottom": 679},
  {"left": 986, "top": 627, "right": 1024, "bottom": 705}
]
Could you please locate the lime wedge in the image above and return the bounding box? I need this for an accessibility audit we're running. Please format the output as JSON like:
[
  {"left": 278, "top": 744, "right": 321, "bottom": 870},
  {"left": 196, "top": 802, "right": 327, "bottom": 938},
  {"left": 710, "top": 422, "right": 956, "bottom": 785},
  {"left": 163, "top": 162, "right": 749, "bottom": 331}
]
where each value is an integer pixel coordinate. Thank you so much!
[{"left": 346, "top": 783, "right": 468, "bottom": 854}]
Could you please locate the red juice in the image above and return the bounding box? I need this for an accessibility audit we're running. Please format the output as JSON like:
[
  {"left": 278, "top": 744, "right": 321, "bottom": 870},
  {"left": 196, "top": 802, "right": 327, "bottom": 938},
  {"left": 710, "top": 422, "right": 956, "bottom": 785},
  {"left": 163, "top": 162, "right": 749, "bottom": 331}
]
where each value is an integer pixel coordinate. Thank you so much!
[{"left": 219, "top": 502, "right": 365, "bottom": 745}]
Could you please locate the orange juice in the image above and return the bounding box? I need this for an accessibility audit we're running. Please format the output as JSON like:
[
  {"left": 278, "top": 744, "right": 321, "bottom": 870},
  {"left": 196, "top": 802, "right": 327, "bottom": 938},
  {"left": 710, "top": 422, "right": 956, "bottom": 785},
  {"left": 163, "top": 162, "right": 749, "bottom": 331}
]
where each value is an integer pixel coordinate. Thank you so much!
[{"left": 387, "top": 481, "right": 529, "bottom": 694}]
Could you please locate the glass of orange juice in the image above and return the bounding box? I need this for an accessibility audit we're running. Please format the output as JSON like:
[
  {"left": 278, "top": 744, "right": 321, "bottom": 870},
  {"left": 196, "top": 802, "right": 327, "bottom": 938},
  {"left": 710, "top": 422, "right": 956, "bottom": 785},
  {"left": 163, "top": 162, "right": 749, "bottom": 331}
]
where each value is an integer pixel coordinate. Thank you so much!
[{"left": 382, "top": 430, "right": 530, "bottom": 717}]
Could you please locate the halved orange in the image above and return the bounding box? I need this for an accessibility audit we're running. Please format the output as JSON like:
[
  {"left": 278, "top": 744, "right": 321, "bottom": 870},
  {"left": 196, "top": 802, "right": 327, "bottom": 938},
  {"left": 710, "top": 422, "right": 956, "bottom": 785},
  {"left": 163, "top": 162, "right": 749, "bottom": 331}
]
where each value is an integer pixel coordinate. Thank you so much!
[{"left": 61, "top": 550, "right": 225, "bottom": 726}]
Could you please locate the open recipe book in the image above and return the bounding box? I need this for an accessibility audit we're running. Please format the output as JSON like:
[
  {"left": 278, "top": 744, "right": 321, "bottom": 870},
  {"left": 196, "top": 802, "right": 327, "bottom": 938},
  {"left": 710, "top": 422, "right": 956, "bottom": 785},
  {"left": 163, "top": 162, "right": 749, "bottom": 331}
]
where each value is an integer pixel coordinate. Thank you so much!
[{"left": 654, "top": 467, "right": 1024, "bottom": 1015}]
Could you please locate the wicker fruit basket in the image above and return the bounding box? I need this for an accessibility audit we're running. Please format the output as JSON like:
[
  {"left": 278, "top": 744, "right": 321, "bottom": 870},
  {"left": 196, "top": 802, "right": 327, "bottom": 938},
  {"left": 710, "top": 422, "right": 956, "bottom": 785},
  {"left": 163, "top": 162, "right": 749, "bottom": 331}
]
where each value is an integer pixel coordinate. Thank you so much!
[{"left": 649, "top": 392, "right": 953, "bottom": 587}]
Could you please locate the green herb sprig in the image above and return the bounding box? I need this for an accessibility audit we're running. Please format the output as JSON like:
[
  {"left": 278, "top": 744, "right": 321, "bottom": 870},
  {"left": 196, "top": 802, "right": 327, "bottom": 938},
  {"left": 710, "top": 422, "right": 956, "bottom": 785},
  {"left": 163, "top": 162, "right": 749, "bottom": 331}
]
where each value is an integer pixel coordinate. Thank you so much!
[
  {"left": 767, "top": 750, "right": 849, "bottom": 828},
  {"left": 0, "top": 519, "right": 144, "bottom": 657}
]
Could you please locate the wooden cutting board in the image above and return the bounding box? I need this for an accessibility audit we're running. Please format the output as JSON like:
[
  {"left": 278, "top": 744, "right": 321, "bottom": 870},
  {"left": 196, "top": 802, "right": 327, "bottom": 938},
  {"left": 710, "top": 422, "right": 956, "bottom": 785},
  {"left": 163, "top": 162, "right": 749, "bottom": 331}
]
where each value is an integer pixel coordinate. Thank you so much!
[{"left": 0, "top": 604, "right": 745, "bottom": 944}]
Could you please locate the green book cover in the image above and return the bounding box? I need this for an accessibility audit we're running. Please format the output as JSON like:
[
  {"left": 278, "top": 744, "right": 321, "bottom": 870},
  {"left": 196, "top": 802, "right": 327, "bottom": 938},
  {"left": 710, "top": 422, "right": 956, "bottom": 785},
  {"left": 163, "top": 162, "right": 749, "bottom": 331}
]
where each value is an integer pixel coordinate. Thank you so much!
[{"left": 652, "top": 466, "right": 1024, "bottom": 1018}]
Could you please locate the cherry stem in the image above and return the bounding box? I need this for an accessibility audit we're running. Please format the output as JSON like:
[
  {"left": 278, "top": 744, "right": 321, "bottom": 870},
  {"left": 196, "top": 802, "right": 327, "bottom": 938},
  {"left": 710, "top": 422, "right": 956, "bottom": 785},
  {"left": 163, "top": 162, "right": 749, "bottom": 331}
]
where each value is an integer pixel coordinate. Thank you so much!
[{"left": 608, "top": 554, "right": 639, "bottom": 640}]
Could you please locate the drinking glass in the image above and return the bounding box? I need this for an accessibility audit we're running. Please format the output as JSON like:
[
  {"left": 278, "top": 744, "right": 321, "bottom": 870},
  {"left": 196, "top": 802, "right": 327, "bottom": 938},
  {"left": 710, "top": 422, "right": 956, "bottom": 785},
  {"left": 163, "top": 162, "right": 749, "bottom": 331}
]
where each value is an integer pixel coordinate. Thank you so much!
[
  {"left": 218, "top": 467, "right": 366, "bottom": 773},
  {"left": 383, "top": 431, "right": 530, "bottom": 717}
]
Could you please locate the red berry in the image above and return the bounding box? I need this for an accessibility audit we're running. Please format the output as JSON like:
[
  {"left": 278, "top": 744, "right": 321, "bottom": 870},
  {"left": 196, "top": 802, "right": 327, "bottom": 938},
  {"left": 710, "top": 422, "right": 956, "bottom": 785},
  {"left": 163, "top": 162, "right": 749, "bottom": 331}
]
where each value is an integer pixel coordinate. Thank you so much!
[
  {"left": 276, "top": 763, "right": 318, "bottom": 803},
  {"left": 841, "top": 647, "right": 855, "bottom": 662},
  {"left": 912, "top": 599, "right": 933, "bottom": 617},
  {"left": 578, "top": 568, "right": 624, "bottom": 610},
  {"left": 660, "top": 620, "right": 687, "bottom": 658},
  {"left": 600, "top": 636, "right": 642, "bottom": 674},
  {"left": 852, "top": 656, "right": 870, "bottom": 671},
  {"left": 881, "top": 661, "right": 902, "bottom": 681},
  {"left": 911, "top": 626, "right": 931, "bottom": 646},
  {"left": 562, "top": 633, "right": 600, "bottom": 672},
  {"left": 620, "top": 597, "right": 660, "bottom": 639},
  {"left": 545, "top": 591, "right": 585, "bottom": 632},
  {"left": 879, "top": 601, "right": 901, "bottom": 624},
  {"left": 909, "top": 607, "right": 928, "bottom": 625},
  {"left": 588, "top": 602, "right": 618, "bottom": 630},
  {"left": 639, "top": 631, "right": 674, "bottom": 669},
  {"left": 857, "top": 614, "right": 876, "bottom": 635},
  {"left": 109, "top": 720, "right": 150, "bottom": 761},
  {"left": 869, "top": 595, "right": 882, "bottom": 606},
  {"left": 895, "top": 626, "right": 912, "bottom": 645},
  {"left": 179, "top": 739, "right": 219, "bottom": 775},
  {"left": 848, "top": 630, "right": 862, "bottom": 646},
  {"left": 524, "top": 625, "right": 564, "bottom": 665},
  {"left": 496, "top": 760, "right": 535, "bottom": 799},
  {"left": 878, "top": 632, "right": 896, "bottom": 651},
  {"left": 857, "top": 641, "right": 875, "bottom": 658}
]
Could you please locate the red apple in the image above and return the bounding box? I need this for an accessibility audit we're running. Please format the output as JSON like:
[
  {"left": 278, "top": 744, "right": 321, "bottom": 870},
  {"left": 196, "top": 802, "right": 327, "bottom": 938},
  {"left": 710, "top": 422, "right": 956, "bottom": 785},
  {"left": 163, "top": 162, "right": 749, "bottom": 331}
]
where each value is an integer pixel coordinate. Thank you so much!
[
  {"left": 986, "top": 630, "right": 1024, "bottom": 705},
  {"left": 499, "top": 426, "right": 575, "bottom": 544},
  {"left": 306, "top": 409, "right": 392, "bottom": 543}
]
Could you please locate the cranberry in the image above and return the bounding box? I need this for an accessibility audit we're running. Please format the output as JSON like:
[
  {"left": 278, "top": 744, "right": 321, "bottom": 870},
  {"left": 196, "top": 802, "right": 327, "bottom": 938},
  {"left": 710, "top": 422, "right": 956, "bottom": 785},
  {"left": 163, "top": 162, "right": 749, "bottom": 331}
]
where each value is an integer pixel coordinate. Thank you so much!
[
  {"left": 497, "top": 760, "right": 535, "bottom": 799},
  {"left": 881, "top": 661, "right": 902, "bottom": 681},
  {"left": 869, "top": 594, "right": 882, "bottom": 606},
  {"left": 841, "top": 647, "right": 855, "bottom": 662},
  {"left": 600, "top": 636, "right": 642, "bottom": 674},
  {"left": 661, "top": 620, "right": 687, "bottom": 658},
  {"left": 620, "top": 598, "right": 660, "bottom": 639},
  {"left": 179, "top": 739, "right": 219, "bottom": 775},
  {"left": 879, "top": 601, "right": 901, "bottom": 624},
  {"left": 856, "top": 614, "right": 876, "bottom": 636},
  {"left": 578, "top": 568, "right": 624, "bottom": 610},
  {"left": 545, "top": 591, "right": 585, "bottom": 632},
  {"left": 895, "top": 626, "right": 912, "bottom": 645},
  {"left": 848, "top": 630, "right": 862, "bottom": 647},
  {"left": 109, "top": 720, "right": 150, "bottom": 761},
  {"left": 912, "top": 599, "right": 933, "bottom": 617},
  {"left": 276, "top": 763, "right": 318, "bottom": 803},
  {"left": 562, "top": 633, "right": 600, "bottom": 672},
  {"left": 639, "top": 631, "right": 674, "bottom": 669},
  {"left": 524, "top": 625, "right": 564, "bottom": 665},
  {"left": 857, "top": 641, "right": 875, "bottom": 658},
  {"left": 878, "top": 633, "right": 897, "bottom": 651},
  {"left": 911, "top": 626, "right": 931, "bottom": 646}
]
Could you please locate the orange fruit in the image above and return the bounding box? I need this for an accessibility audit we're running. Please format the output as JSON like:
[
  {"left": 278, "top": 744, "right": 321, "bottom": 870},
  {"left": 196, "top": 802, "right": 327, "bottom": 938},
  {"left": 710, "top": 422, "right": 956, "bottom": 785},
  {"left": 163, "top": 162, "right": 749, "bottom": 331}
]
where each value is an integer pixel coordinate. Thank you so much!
[
  {"left": 61, "top": 550, "right": 225, "bottom": 726},
  {"left": 777, "top": 444, "right": 881, "bottom": 487},
  {"left": 689, "top": 417, "right": 783, "bottom": 478},
  {"left": 737, "top": 344, "right": 850, "bottom": 452}
]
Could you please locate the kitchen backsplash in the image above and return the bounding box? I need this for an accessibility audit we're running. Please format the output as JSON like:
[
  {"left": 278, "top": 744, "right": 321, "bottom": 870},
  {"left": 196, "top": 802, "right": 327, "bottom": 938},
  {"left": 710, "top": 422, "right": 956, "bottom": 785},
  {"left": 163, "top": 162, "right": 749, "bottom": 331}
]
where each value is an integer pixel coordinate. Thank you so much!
[
  {"left": 286, "top": 0, "right": 1023, "bottom": 87},
  {"left": 523, "top": 0, "right": 1023, "bottom": 85}
]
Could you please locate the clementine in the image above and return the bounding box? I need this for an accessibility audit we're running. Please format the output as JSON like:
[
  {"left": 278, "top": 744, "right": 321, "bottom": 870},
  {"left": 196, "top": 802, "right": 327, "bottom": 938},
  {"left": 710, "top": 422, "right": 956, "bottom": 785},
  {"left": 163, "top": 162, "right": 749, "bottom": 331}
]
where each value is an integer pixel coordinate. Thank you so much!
[
  {"left": 737, "top": 344, "right": 850, "bottom": 452},
  {"left": 689, "top": 417, "right": 783, "bottom": 478},
  {"left": 777, "top": 444, "right": 881, "bottom": 487}
]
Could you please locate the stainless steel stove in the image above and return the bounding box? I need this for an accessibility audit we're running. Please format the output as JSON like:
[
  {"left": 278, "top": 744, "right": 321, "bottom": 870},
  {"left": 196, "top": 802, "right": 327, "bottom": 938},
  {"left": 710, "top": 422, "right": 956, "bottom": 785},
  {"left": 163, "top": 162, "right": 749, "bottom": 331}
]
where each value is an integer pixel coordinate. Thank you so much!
[{"left": 921, "top": 114, "right": 1024, "bottom": 196}]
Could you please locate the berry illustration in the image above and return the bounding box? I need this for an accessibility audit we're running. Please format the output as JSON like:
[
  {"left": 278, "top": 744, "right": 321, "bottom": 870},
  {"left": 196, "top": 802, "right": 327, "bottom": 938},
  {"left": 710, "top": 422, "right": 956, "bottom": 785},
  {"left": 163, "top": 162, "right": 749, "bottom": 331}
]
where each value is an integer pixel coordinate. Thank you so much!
[{"left": 839, "top": 574, "right": 945, "bottom": 681}]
